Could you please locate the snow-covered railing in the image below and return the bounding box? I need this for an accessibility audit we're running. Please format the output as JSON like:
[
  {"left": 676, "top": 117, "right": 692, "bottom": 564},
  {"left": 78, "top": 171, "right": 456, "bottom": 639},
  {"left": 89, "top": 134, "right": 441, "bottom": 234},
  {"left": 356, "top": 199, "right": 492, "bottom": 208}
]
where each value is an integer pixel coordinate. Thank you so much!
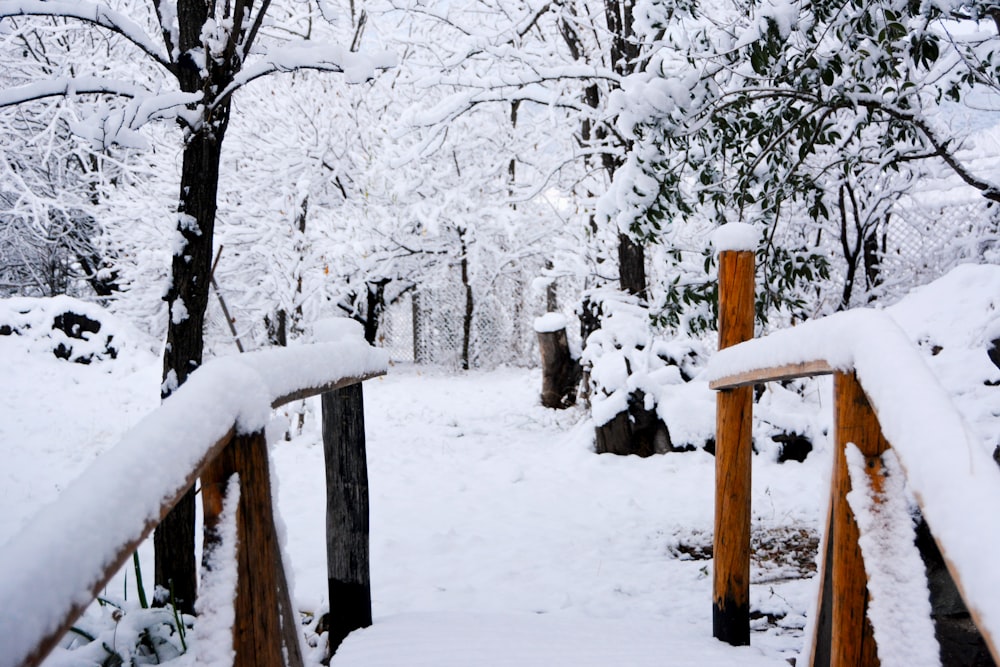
[
  {"left": 0, "top": 332, "right": 388, "bottom": 667},
  {"left": 705, "top": 232, "right": 1000, "bottom": 667}
]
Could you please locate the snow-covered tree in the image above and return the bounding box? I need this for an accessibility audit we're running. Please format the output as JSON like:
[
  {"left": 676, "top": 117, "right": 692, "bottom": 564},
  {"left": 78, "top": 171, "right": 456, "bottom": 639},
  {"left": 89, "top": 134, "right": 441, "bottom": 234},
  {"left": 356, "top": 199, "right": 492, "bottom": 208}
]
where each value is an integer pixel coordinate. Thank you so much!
[
  {"left": 0, "top": 0, "right": 392, "bottom": 611},
  {"left": 606, "top": 0, "right": 1000, "bottom": 328}
]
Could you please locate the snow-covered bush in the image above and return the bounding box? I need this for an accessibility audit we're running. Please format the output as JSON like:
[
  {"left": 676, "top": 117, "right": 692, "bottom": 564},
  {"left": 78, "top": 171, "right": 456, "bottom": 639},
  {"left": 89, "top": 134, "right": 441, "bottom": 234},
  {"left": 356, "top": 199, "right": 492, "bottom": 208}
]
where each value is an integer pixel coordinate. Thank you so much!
[
  {"left": 0, "top": 296, "right": 155, "bottom": 364},
  {"left": 583, "top": 288, "right": 713, "bottom": 454},
  {"left": 582, "top": 287, "right": 823, "bottom": 458}
]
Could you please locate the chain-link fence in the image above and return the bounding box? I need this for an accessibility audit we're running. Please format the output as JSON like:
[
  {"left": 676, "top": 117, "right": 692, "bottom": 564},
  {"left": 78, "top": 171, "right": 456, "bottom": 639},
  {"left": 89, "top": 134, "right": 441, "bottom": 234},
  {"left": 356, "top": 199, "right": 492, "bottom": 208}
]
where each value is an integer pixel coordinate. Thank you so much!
[
  {"left": 379, "top": 270, "right": 550, "bottom": 368},
  {"left": 885, "top": 199, "right": 1000, "bottom": 286}
]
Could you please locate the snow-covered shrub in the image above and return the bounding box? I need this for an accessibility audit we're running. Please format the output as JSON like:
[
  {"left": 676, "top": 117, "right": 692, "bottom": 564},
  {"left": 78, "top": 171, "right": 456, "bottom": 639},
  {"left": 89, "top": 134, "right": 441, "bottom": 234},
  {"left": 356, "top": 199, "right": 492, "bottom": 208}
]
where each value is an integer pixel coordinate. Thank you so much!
[
  {"left": 582, "top": 288, "right": 713, "bottom": 454},
  {"left": 582, "top": 288, "right": 822, "bottom": 458},
  {"left": 0, "top": 295, "right": 154, "bottom": 364}
]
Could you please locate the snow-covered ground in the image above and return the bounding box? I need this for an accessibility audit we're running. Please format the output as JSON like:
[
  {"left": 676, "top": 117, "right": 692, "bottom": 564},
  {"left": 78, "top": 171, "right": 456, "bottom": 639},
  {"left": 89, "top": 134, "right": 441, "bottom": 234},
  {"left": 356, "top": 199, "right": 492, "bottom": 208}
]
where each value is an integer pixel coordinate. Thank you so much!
[
  {"left": 3, "top": 263, "right": 999, "bottom": 665},
  {"left": 0, "top": 342, "right": 822, "bottom": 666}
]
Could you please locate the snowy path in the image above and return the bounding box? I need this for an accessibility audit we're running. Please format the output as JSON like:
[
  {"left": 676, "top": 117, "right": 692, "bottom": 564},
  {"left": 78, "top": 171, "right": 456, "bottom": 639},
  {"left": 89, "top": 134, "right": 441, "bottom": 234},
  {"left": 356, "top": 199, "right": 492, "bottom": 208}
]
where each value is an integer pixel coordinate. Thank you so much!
[{"left": 273, "top": 365, "right": 816, "bottom": 665}]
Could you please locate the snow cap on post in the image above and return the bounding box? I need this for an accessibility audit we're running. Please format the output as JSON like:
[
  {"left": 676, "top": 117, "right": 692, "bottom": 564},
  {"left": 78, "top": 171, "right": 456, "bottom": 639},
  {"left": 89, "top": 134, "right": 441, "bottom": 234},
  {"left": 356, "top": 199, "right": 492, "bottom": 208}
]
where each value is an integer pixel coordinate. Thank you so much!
[
  {"left": 312, "top": 317, "right": 365, "bottom": 343},
  {"left": 711, "top": 223, "right": 761, "bottom": 254},
  {"left": 534, "top": 312, "right": 568, "bottom": 334}
]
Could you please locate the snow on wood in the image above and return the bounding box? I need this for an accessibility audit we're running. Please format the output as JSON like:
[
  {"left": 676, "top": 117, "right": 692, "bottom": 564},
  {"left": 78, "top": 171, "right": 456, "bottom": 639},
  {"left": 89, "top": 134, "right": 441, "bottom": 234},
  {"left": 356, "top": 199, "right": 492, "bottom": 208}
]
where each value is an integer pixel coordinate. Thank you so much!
[
  {"left": 845, "top": 446, "right": 940, "bottom": 667},
  {"left": 0, "top": 342, "right": 387, "bottom": 667},
  {"left": 533, "top": 312, "right": 567, "bottom": 333},
  {"left": 189, "top": 475, "right": 241, "bottom": 667},
  {"left": 705, "top": 307, "right": 1000, "bottom": 656},
  {"left": 711, "top": 222, "right": 761, "bottom": 253}
]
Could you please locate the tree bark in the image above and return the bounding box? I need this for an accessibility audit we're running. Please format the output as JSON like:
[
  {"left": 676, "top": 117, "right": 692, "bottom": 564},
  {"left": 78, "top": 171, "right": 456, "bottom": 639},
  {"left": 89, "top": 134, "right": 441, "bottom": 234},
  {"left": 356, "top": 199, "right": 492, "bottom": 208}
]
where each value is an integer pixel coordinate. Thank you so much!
[
  {"left": 155, "top": 115, "right": 230, "bottom": 616},
  {"left": 617, "top": 232, "right": 647, "bottom": 299},
  {"left": 322, "top": 384, "right": 372, "bottom": 657},
  {"left": 363, "top": 280, "right": 387, "bottom": 345},
  {"left": 537, "top": 326, "right": 580, "bottom": 409},
  {"left": 459, "top": 228, "right": 473, "bottom": 371},
  {"left": 155, "top": 0, "right": 235, "bottom": 606}
]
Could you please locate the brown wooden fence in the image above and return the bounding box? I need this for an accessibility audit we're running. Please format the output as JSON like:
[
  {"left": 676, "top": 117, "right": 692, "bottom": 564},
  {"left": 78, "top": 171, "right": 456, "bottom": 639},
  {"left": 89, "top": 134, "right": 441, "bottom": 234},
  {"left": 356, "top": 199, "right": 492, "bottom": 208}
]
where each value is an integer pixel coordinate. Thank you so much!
[
  {"left": 0, "top": 339, "right": 387, "bottom": 667},
  {"left": 708, "top": 244, "right": 1000, "bottom": 666}
]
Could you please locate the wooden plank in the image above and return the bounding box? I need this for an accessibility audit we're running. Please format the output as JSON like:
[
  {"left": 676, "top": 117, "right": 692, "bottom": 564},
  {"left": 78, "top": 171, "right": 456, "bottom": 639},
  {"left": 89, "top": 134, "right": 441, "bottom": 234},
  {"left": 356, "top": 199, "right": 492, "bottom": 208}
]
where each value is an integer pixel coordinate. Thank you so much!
[
  {"left": 807, "top": 501, "right": 835, "bottom": 667},
  {"left": 830, "top": 372, "right": 884, "bottom": 667},
  {"left": 271, "top": 371, "right": 385, "bottom": 409},
  {"left": 709, "top": 359, "right": 834, "bottom": 390},
  {"left": 713, "top": 249, "right": 755, "bottom": 646},
  {"left": 203, "top": 430, "right": 288, "bottom": 667}
]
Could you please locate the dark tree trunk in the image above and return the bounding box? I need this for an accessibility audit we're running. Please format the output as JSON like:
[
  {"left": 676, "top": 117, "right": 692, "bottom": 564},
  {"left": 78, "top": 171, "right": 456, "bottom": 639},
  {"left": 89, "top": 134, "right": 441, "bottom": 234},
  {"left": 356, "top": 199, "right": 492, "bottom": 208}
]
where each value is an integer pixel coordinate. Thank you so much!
[
  {"left": 266, "top": 309, "right": 288, "bottom": 347},
  {"left": 412, "top": 291, "right": 423, "bottom": 363},
  {"left": 537, "top": 325, "right": 580, "bottom": 409},
  {"left": 862, "top": 221, "right": 882, "bottom": 297},
  {"left": 156, "top": 119, "right": 229, "bottom": 616},
  {"left": 362, "top": 280, "right": 387, "bottom": 345},
  {"left": 594, "top": 390, "right": 670, "bottom": 456},
  {"left": 155, "top": 0, "right": 234, "bottom": 606},
  {"left": 459, "top": 229, "right": 473, "bottom": 371},
  {"left": 617, "top": 233, "right": 647, "bottom": 300},
  {"left": 321, "top": 384, "right": 372, "bottom": 657}
]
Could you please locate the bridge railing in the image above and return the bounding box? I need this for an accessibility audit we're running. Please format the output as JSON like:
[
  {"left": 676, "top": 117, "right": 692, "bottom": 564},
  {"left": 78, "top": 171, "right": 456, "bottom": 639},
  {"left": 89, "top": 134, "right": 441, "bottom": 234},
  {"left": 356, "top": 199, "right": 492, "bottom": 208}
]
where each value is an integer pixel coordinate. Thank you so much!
[
  {"left": 0, "top": 333, "right": 388, "bottom": 667},
  {"left": 705, "top": 235, "right": 1000, "bottom": 666}
]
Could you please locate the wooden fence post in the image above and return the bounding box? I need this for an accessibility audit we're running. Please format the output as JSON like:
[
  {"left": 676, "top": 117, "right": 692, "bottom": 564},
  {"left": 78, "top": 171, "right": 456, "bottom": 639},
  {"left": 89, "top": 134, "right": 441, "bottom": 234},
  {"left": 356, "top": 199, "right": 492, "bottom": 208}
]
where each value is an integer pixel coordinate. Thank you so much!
[
  {"left": 322, "top": 383, "right": 373, "bottom": 656},
  {"left": 713, "top": 248, "right": 755, "bottom": 646},
  {"left": 827, "top": 371, "right": 885, "bottom": 667},
  {"left": 201, "top": 429, "right": 304, "bottom": 667}
]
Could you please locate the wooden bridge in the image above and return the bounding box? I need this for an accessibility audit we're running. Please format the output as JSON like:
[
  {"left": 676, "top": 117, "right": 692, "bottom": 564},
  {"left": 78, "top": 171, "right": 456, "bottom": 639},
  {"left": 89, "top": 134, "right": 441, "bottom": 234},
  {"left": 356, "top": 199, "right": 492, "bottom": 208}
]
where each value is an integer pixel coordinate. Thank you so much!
[{"left": 2, "top": 237, "right": 999, "bottom": 666}]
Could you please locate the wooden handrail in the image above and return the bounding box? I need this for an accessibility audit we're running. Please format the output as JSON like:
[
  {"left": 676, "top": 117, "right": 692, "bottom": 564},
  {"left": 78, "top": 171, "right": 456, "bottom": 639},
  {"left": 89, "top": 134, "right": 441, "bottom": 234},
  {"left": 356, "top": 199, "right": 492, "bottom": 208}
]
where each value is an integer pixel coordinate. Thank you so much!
[
  {"left": 0, "top": 339, "right": 388, "bottom": 667},
  {"left": 707, "top": 257, "right": 1000, "bottom": 665},
  {"left": 708, "top": 359, "right": 834, "bottom": 390}
]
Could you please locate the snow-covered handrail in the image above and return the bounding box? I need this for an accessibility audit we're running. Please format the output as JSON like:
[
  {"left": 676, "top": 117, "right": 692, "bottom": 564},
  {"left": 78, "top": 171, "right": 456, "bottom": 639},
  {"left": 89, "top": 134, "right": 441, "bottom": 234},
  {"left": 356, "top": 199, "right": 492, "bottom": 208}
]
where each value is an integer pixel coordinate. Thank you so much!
[
  {"left": 705, "top": 308, "right": 1000, "bottom": 640},
  {"left": 0, "top": 339, "right": 388, "bottom": 667},
  {"left": 706, "top": 307, "right": 1000, "bottom": 663}
]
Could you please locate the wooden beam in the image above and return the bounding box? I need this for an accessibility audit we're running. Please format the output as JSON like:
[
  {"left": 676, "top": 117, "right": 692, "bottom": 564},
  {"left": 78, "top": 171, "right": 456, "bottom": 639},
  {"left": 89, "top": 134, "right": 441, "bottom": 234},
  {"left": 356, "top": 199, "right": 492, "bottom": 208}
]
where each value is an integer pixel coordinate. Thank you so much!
[
  {"left": 271, "top": 371, "right": 385, "bottom": 409},
  {"left": 709, "top": 360, "right": 834, "bottom": 390},
  {"left": 322, "top": 383, "right": 373, "bottom": 657},
  {"left": 713, "top": 249, "right": 755, "bottom": 646},
  {"left": 203, "top": 429, "right": 299, "bottom": 667}
]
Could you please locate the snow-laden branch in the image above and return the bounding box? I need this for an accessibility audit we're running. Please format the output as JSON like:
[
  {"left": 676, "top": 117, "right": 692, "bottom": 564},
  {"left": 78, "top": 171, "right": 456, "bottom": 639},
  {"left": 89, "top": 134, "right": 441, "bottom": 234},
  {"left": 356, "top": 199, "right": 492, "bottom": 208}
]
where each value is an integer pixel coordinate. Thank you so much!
[
  {"left": 0, "top": 77, "right": 201, "bottom": 141},
  {"left": 0, "top": 76, "right": 152, "bottom": 107},
  {"left": 0, "top": 0, "right": 171, "bottom": 69},
  {"left": 211, "top": 42, "right": 396, "bottom": 110}
]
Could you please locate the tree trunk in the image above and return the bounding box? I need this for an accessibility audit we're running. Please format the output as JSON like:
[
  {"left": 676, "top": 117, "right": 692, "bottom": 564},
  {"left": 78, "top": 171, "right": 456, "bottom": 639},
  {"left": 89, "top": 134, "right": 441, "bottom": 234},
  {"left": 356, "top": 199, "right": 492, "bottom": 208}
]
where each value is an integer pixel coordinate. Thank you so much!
[
  {"left": 459, "top": 229, "right": 473, "bottom": 371},
  {"left": 156, "top": 118, "right": 229, "bottom": 615},
  {"left": 537, "top": 326, "right": 580, "bottom": 409},
  {"left": 412, "top": 291, "right": 423, "bottom": 363},
  {"left": 617, "top": 232, "right": 647, "bottom": 299},
  {"left": 321, "top": 384, "right": 372, "bottom": 657},
  {"left": 363, "top": 280, "right": 387, "bottom": 345}
]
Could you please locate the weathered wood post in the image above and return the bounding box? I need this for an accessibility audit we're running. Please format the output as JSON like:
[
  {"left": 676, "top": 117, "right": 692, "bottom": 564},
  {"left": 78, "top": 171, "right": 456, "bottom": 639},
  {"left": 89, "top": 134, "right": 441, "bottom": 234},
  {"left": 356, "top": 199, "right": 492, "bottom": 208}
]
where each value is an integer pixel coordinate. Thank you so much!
[
  {"left": 201, "top": 429, "right": 305, "bottom": 667},
  {"left": 322, "top": 382, "right": 372, "bottom": 656},
  {"left": 535, "top": 313, "right": 580, "bottom": 409},
  {"left": 712, "top": 224, "right": 758, "bottom": 646},
  {"left": 826, "top": 371, "right": 886, "bottom": 667}
]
